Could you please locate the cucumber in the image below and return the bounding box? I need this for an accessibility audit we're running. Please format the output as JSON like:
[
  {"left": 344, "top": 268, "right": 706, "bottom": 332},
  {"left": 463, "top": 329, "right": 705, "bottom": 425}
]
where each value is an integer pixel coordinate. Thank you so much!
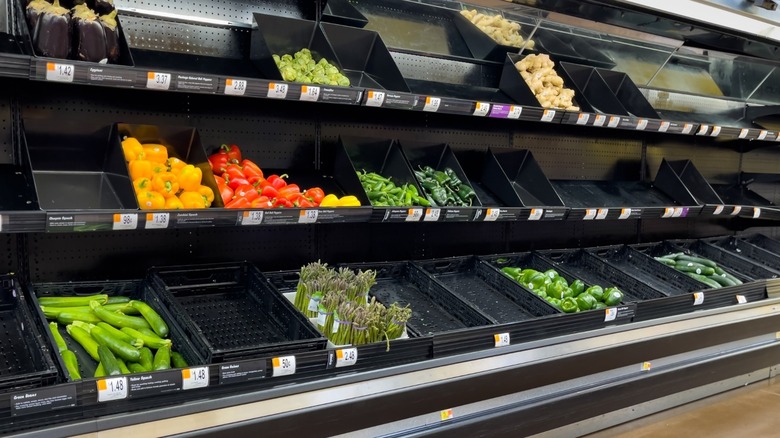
[
  {"left": 714, "top": 266, "right": 726, "bottom": 276},
  {"left": 49, "top": 322, "right": 68, "bottom": 352},
  {"left": 661, "top": 252, "right": 684, "bottom": 260},
  {"left": 709, "top": 274, "right": 737, "bottom": 287},
  {"left": 39, "top": 294, "right": 108, "bottom": 307},
  {"left": 128, "top": 362, "right": 147, "bottom": 374},
  {"left": 171, "top": 352, "right": 188, "bottom": 368},
  {"left": 153, "top": 345, "right": 171, "bottom": 371},
  {"left": 96, "top": 323, "right": 142, "bottom": 348},
  {"left": 90, "top": 325, "right": 141, "bottom": 362},
  {"left": 675, "top": 264, "right": 716, "bottom": 276},
  {"left": 97, "top": 345, "right": 122, "bottom": 376},
  {"left": 90, "top": 301, "right": 151, "bottom": 331},
  {"left": 654, "top": 257, "right": 677, "bottom": 266},
  {"left": 106, "top": 296, "right": 132, "bottom": 304},
  {"left": 94, "top": 363, "right": 106, "bottom": 378},
  {"left": 66, "top": 324, "right": 100, "bottom": 361},
  {"left": 724, "top": 273, "right": 743, "bottom": 285},
  {"left": 57, "top": 311, "right": 102, "bottom": 325},
  {"left": 61, "top": 350, "right": 81, "bottom": 380},
  {"left": 116, "top": 358, "right": 131, "bottom": 375},
  {"left": 130, "top": 300, "right": 169, "bottom": 337},
  {"left": 121, "top": 327, "right": 171, "bottom": 350},
  {"left": 139, "top": 347, "right": 153, "bottom": 371},
  {"left": 687, "top": 273, "right": 722, "bottom": 289},
  {"left": 676, "top": 255, "right": 718, "bottom": 269}
]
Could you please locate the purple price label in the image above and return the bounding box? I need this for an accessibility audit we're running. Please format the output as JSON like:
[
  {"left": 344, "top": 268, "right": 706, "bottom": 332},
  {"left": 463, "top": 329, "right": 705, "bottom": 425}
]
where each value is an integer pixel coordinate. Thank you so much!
[
  {"left": 681, "top": 207, "right": 689, "bottom": 218},
  {"left": 489, "top": 104, "right": 511, "bottom": 118}
]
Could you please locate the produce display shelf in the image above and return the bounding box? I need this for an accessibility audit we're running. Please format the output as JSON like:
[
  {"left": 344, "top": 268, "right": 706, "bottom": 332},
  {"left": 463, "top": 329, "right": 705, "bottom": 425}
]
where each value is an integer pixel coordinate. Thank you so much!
[
  {"left": 743, "top": 234, "right": 780, "bottom": 257},
  {"left": 670, "top": 239, "right": 780, "bottom": 281},
  {"left": 704, "top": 236, "right": 780, "bottom": 275}
]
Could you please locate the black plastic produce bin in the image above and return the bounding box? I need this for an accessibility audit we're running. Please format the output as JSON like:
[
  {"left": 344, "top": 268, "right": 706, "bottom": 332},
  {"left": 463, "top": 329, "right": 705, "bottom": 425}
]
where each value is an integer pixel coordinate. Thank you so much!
[
  {"left": 499, "top": 53, "right": 591, "bottom": 112},
  {"left": 28, "top": 279, "right": 203, "bottom": 381},
  {"left": 557, "top": 62, "right": 629, "bottom": 115},
  {"left": 703, "top": 236, "right": 780, "bottom": 274},
  {"left": 655, "top": 239, "right": 776, "bottom": 281},
  {"left": 148, "top": 262, "right": 327, "bottom": 363},
  {"left": 22, "top": 118, "right": 137, "bottom": 211},
  {"left": 322, "top": 0, "right": 369, "bottom": 28},
  {"left": 743, "top": 234, "right": 780, "bottom": 258},
  {"left": 0, "top": 274, "right": 59, "bottom": 393},
  {"left": 598, "top": 69, "right": 660, "bottom": 119}
]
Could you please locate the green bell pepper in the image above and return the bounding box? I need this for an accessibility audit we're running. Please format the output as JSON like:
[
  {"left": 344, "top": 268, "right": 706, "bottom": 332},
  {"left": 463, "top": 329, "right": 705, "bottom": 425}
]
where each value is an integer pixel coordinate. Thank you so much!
[
  {"left": 570, "top": 280, "right": 585, "bottom": 297},
  {"left": 543, "top": 269, "right": 559, "bottom": 280},
  {"left": 527, "top": 273, "right": 547, "bottom": 291},
  {"left": 546, "top": 297, "right": 561, "bottom": 308},
  {"left": 595, "top": 302, "right": 608, "bottom": 310},
  {"left": 604, "top": 287, "right": 623, "bottom": 306},
  {"left": 585, "top": 285, "right": 604, "bottom": 302},
  {"left": 576, "top": 293, "right": 597, "bottom": 311},
  {"left": 545, "top": 281, "right": 565, "bottom": 299},
  {"left": 561, "top": 287, "right": 574, "bottom": 299},
  {"left": 521, "top": 269, "right": 539, "bottom": 283},
  {"left": 561, "top": 297, "right": 578, "bottom": 313},
  {"left": 501, "top": 267, "right": 523, "bottom": 280}
]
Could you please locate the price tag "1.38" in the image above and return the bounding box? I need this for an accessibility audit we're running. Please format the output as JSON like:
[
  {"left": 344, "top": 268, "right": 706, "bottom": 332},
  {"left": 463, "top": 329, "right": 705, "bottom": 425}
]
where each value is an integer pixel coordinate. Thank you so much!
[{"left": 494, "top": 333, "right": 510, "bottom": 347}]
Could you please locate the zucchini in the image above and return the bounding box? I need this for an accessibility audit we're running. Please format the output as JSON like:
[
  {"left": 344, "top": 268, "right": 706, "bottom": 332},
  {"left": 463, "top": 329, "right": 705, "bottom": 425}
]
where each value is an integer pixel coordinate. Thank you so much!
[
  {"left": 106, "top": 296, "right": 132, "bottom": 304},
  {"left": 94, "top": 363, "right": 106, "bottom": 378},
  {"left": 676, "top": 255, "right": 718, "bottom": 269},
  {"left": 96, "top": 322, "right": 142, "bottom": 348},
  {"left": 97, "top": 345, "right": 122, "bottom": 376},
  {"left": 42, "top": 303, "right": 136, "bottom": 317},
  {"left": 66, "top": 324, "right": 100, "bottom": 361},
  {"left": 39, "top": 294, "right": 109, "bottom": 307},
  {"left": 128, "top": 362, "right": 147, "bottom": 374},
  {"left": 90, "top": 325, "right": 141, "bottom": 362},
  {"left": 116, "top": 358, "right": 130, "bottom": 375},
  {"left": 61, "top": 350, "right": 81, "bottom": 380},
  {"left": 709, "top": 274, "right": 737, "bottom": 287},
  {"left": 104, "top": 303, "right": 140, "bottom": 315},
  {"left": 121, "top": 327, "right": 171, "bottom": 350},
  {"left": 153, "top": 345, "right": 171, "bottom": 371},
  {"left": 90, "top": 301, "right": 151, "bottom": 331},
  {"left": 57, "top": 311, "right": 102, "bottom": 325},
  {"left": 130, "top": 300, "right": 169, "bottom": 337},
  {"left": 49, "top": 322, "right": 68, "bottom": 352},
  {"left": 687, "top": 273, "right": 722, "bottom": 289},
  {"left": 675, "top": 264, "right": 715, "bottom": 276},
  {"left": 171, "top": 352, "right": 188, "bottom": 368},
  {"left": 71, "top": 320, "right": 94, "bottom": 332},
  {"left": 139, "top": 347, "right": 153, "bottom": 371}
]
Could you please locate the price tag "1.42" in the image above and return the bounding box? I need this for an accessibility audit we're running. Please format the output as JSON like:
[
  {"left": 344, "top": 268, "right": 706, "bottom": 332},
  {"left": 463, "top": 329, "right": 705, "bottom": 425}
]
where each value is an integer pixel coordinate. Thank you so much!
[{"left": 46, "top": 62, "right": 74, "bottom": 83}]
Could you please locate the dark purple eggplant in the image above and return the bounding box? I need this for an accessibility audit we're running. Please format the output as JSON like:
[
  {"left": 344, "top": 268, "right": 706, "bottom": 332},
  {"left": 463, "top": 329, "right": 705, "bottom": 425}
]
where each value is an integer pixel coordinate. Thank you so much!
[
  {"left": 33, "top": 0, "right": 71, "bottom": 59},
  {"left": 99, "top": 10, "right": 119, "bottom": 64},
  {"left": 71, "top": 5, "right": 106, "bottom": 62},
  {"left": 25, "top": 0, "right": 51, "bottom": 34},
  {"left": 89, "top": 0, "right": 114, "bottom": 15}
]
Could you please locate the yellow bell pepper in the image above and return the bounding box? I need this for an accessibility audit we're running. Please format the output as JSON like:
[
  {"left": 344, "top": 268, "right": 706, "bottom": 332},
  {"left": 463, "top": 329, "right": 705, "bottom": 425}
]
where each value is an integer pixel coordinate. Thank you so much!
[
  {"left": 137, "top": 190, "right": 166, "bottom": 210},
  {"left": 129, "top": 160, "right": 153, "bottom": 181},
  {"left": 178, "top": 165, "right": 202, "bottom": 192},
  {"left": 165, "top": 196, "right": 184, "bottom": 210},
  {"left": 198, "top": 185, "right": 215, "bottom": 207},
  {"left": 122, "top": 137, "right": 144, "bottom": 161},
  {"left": 133, "top": 177, "right": 152, "bottom": 192},
  {"left": 167, "top": 157, "right": 186, "bottom": 174},
  {"left": 142, "top": 144, "right": 168, "bottom": 164},
  {"left": 319, "top": 194, "right": 339, "bottom": 207},
  {"left": 337, "top": 195, "right": 361, "bottom": 207},
  {"left": 179, "top": 191, "right": 207, "bottom": 209},
  {"left": 152, "top": 173, "right": 180, "bottom": 198}
]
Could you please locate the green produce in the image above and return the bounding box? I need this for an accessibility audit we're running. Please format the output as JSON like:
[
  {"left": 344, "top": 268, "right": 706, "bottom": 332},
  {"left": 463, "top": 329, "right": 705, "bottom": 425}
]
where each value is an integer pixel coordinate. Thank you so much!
[
  {"left": 272, "top": 48, "right": 350, "bottom": 86},
  {"left": 171, "top": 352, "right": 188, "bottom": 368},
  {"left": 576, "top": 293, "right": 597, "bottom": 310},
  {"left": 106, "top": 296, "right": 132, "bottom": 304},
  {"left": 94, "top": 363, "right": 106, "bottom": 378},
  {"left": 61, "top": 350, "right": 81, "bottom": 380},
  {"left": 561, "top": 297, "right": 578, "bottom": 313},
  {"left": 585, "top": 285, "right": 604, "bottom": 302},
  {"left": 121, "top": 327, "right": 172, "bottom": 350},
  {"left": 139, "top": 347, "right": 154, "bottom": 371},
  {"left": 56, "top": 311, "right": 102, "bottom": 325},
  {"left": 128, "top": 362, "right": 147, "bottom": 373},
  {"left": 49, "top": 322, "right": 68, "bottom": 352},
  {"left": 357, "top": 170, "right": 430, "bottom": 207},
  {"left": 90, "top": 324, "right": 141, "bottom": 362},
  {"left": 130, "top": 300, "right": 169, "bottom": 337},
  {"left": 604, "top": 288, "right": 623, "bottom": 306},
  {"left": 570, "top": 280, "right": 585, "bottom": 297},
  {"left": 39, "top": 294, "right": 108, "bottom": 307},
  {"left": 66, "top": 324, "right": 100, "bottom": 361},
  {"left": 413, "top": 166, "right": 476, "bottom": 207},
  {"left": 97, "top": 322, "right": 142, "bottom": 347},
  {"left": 90, "top": 301, "right": 151, "bottom": 331},
  {"left": 97, "top": 345, "right": 122, "bottom": 376},
  {"left": 43, "top": 303, "right": 137, "bottom": 319},
  {"left": 116, "top": 357, "right": 131, "bottom": 375},
  {"left": 153, "top": 345, "right": 171, "bottom": 371},
  {"left": 655, "top": 252, "right": 744, "bottom": 289}
]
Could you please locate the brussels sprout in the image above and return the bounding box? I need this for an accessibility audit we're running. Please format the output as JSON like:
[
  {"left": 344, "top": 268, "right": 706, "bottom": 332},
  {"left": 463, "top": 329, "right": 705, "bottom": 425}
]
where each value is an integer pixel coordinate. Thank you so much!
[
  {"left": 272, "top": 54, "right": 281, "bottom": 65},
  {"left": 281, "top": 54, "right": 293, "bottom": 62},
  {"left": 337, "top": 76, "right": 350, "bottom": 87},
  {"left": 281, "top": 67, "right": 297, "bottom": 82}
]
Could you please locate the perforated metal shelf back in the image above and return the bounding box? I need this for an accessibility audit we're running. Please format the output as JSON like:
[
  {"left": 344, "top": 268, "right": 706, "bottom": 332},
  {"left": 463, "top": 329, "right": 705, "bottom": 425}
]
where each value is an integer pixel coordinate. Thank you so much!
[{"left": 115, "top": 0, "right": 317, "bottom": 23}]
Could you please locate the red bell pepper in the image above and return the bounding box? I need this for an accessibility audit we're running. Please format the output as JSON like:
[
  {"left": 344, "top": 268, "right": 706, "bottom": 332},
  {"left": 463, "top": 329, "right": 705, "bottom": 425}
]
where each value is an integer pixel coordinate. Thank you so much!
[
  {"left": 224, "top": 164, "right": 245, "bottom": 182},
  {"left": 234, "top": 184, "right": 259, "bottom": 202},
  {"left": 248, "top": 176, "right": 267, "bottom": 187},
  {"left": 251, "top": 196, "right": 271, "bottom": 208},
  {"left": 220, "top": 144, "right": 242, "bottom": 162},
  {"left": 277, "top": 184, "right": 301, "bottom": 201},
  {"left": 261, "top": 185, "right": 279, "bottom": 199},
  {"left": 267, "top": 174, "right": 288, "bottom": 189},
  {"left": 297, "top": 198, "right": 315, "bottom": 208},
  {"left": 225, "top": 197, "right": 251, "bottom": 209},
  {"left": 304, "top": 187, "right": 325, "bottom": 204},
  {"left": 208, "top": 153, "right": 230, "bottom": 176},
  {"left": 227, "top": 176, "right": 250, "bottom": 191},
  {"left": 273, "top": 198, "right": 294, "bottom": 208},
  {"left": 215, "top": 177, "right": 234, "bottom": 204},
  {"left": 241, "top": 159, "right": 263, "bottom": 179}
]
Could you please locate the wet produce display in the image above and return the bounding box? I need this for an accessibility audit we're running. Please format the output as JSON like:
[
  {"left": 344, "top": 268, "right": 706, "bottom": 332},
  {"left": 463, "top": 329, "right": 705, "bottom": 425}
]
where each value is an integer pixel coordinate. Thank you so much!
[{"left": 500, "top": 267, "right": 624, "bottom": 312}]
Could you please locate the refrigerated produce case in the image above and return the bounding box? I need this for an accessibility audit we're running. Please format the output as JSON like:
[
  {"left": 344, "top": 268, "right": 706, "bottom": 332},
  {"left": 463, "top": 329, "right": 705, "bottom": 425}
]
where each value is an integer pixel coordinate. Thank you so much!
[{"left": 1, "top": 0, "right": 780, "bottom": 436}]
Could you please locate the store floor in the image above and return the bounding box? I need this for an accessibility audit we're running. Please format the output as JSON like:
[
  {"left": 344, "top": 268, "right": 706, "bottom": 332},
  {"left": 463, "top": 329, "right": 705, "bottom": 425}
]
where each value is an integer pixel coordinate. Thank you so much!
[{"left": 586, "top": 377, "right": 780, "bottom": 437}]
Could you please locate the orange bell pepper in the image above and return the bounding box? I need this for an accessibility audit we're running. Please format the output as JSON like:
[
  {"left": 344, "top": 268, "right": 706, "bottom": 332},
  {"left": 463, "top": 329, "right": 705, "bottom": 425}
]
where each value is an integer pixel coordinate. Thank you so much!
[
  {"left": 142, "top": 144, "right": 168, "bottom": 164},
  {"left": 122, "top": 137, "right": 144, "bottom": 161},
  {"left": 129, "top": 160, "right": 153, "bottom": 181},
  {"left": 198, "top": 185, "right": 215, "bottom": 207},
  {"left": 133, "top": 177, "right": 152, "bottom": 192},
  {"left": 152, "top": 173, "right": 180, "bottom": 198},
  {"left": 167, "top": 157, "right": 186, "bottom": 174},
  {"left": 165, "top": 196, "right": 184, "bottom": 210},
  {"left": 137, "top": 190, "right": 166, "bottom": 210},
  {"left": 178, "top": 165, "right": 202, "bottom": 192},
  {"left": 179, "top": 191, "right": 207, "bottom": 209}
]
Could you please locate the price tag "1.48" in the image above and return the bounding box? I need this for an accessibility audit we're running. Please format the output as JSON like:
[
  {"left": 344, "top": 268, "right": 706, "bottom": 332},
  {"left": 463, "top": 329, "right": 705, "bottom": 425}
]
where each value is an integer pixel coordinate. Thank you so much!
[
  {"left": 182, "top": 367, "right": 209, "bottom": 390},
  {"left": 494, "top": 333, "right": 510, "bottom": 347},
  {"left": 272, "top": 356, "right": 296, "bottom": 377},
  {"left": 97, "top": 377, "right": 128, "bottom": 402}
]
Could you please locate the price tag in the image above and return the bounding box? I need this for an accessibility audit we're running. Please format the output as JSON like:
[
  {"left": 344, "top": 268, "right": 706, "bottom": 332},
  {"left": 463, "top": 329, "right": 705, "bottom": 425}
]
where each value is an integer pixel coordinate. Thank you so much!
[
  {"left": 731, "top": 206, "right": 742, "bottom": 216},
  {"left": 423, "top": 208, "right": 441, "bottom": 222},
  {"left": 710, "top": 126, "right": 721, "bottom": 137},
  {"left": 494, "top": 333, "right": 510, "bottom": 347},
  {"left": 241, "top": 210, "right": 263, "bottom": 225},
  {"left": 298, "top": 210, "right": 318, "bottom": 224},
  {"left": 758, "top": 130, "right": 768, "bottom": 140},
  {"left": 641, "top": 362, "right": 652, "bottom": 371},
  {"left": 593, "top": 115, "right": 606, "bottom": 127},
  {"left": 682, "top": 124, "right": 694, "bottom": 134},
  {"left": 607, "top": 116, "right": 620, "bottom": 128},
  {"left": 672, "top": 207, "right": 684, "bottom": 218},
  {"left": 113, "top": 213, "right": 138, "bottom": 231},
  {"left": 335, "top": 348, "right": 358, "bottom": 368},
  {"left": 736, "top": 295, "right": 747, "bottom": 304},
  {"left": 441, "top": 409, "right": 454, "bottom": 421},
  {"left": 576, "top": 113, "right": 590, "bottom": 125},
  {"left": 697, "top": 125, "right": 709, "bottom": 136},
  {"left": 583, "top": 209, "right": 597, "bottom": 220},
  {"left": 636, "top": 119, "right": 648, "bottom": 130},
  {"left": 693, "top": 292, "right": 704, "bottom": 306},
  {"left": 473, "top": 102, "right": 490, "bottom": 117},
  {"left": 507, "top": 106, "right": 522, "bottom": 119},
  {"left": 528, "top": 208, "right": 543, "bottom": 221},
  {"left": 596, "top": 208, "right": 608, "bottom": 220},
  {"left": 423, "top": 96, "right": 441, "bottom": 112},
  {"left": 619, "top": 208, "right": 632, "bottom": 219},
  {"left": 144, "top": 213, "right": 169, "bottom": 229},
  {"left": 739, "top": 129, "right": 749, "bottom": 139},
  {"left": 604, "top": 307, "right": 617, "bottom": 322},
  {"left": 146, "top": 72, "right": 171, "bottom": 90},
  {"left": 484, "top": 208, "right": 500, "bottom": 222},
  {"left": 0, "top": 214, "right": 3, "bottom": 232},
  {"left": 46, "top": 62, "right": 74, "bottom": 83},
  {"left": 224, "top": 78, "right": 246, "bottom": 96},
  {"left": 182, "top": 367, "right": 209, "bottom": 390},
  {"left": 541, "top": 109, "right": 556, "bottom": 122},
  {"left": 753, "top": 207, "right": 761, "bottom": 219},
  {"left": 406, "top": 208, "right": 423, "bottom": 222},
  {"left": 662, "top": 207, "right": 674, "bottom": 218},
  {"left": 713, "top": 205, "right": 725, "bottom": 215},
  {"left": 300, "top": 85, "right": 320, "bottom": 102},
  {"left": 97, "top": 377, "right": 128, "bottom": 402},
  {"left": 272, "top": 356, "right": 296, "bottom": 377},
  {"left": 267, "top": 82, "right": 288, "bottom": 99},
  {"left": 658, "top": 121, "right": 670, "bottom": 132},
  {"left": 365, "top": 90, "right": 385, "bottom": 107}
]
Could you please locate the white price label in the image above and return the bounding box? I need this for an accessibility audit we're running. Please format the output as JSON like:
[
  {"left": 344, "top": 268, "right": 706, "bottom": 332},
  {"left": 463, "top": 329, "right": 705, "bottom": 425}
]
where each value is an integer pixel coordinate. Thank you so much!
[
  {"left": 224, "top": 78, "right": 246, "bottom": 96},
  {"left": 693, "top": 292, "right": 704, "bottom": 306},
  {"left": 146, "top": 72, "right": 171, "bottom": 90},
  {"left": 608, "top": 116, "right": 620, "bottom": 128},
  {"left": 406, "top": 208, "right": 423, "bottom": 222},
  {"left": 182, "top": 367, "right": 209, "bottom": 390},
  {"left": 731, "top": 206, "right": 742, "bottom": 216},
  {"left": 593, "top": 115, "right": 606, "bottom": 127},
  {"left": 713, "top": 205, "right": 725, "bottom": 215},
  {"left": 753, "top": 207, "right": 761, "bottom": 219},
  {"left": 528, "top": 208, "right": 543, "bottom": 221},
  {"left": 739, "top": 129, "right": 749, "bottom": 139},
  {"left": 636, "top": 119, "right": 648, "bottom": 130},
  {"left": 97, "top": 377, "right": 128, "bottom": 402},
  {"left": 46, "top": 62, "right": 74, "bottom": 83},
  {"left": 144, "top": 213, "right": 169, "bottom": 229},
  {"left": 300, "top": 85, "right": 320, "bottom": 102},
  {"left": 596, "top": 208, "right": 609, "bottom": 220},
  {"left": 484, "top": 208, "right": 500, "bottom": 221},
  {"left": 113, "top": 213, "right": 138, "bottom": 231},
  {"left": 335, "top": 348, "right": 358, "bottom": 368},
  {"left": 507, "top": 106, "right": 522, "bottom": 119},
  {"left": 541, "top": 109, "right": 556, "bottom": 122},
  {"left": 697, "top": 125, "right": 709, "bottom": 136},
  {"left": 0, "top": 214, "right": 3, "bottom": 232},
  {"left": 473, "top": 102, "right": 490, "bottom": 117},
  {"left": 576, "top": 113, "right": 590, "bottom": 125},
  {"left": 662, "top": 207, "right": 674, "bottom": 218},
  {"left": 241, "top": 210, "right": 263, "bottom": 225},
  {"left": 682, "top": 124, "right": 694, "bottom": 134},
  {"left": 672, "top": 207, "right": 684, "bottom": 218},
  {"left": 316, "top": 311, "right": 326, "bottom": 326},
  {"left": 423, "top": 96, "right": 441, "bottom": 112},
  {"left": 365, "top": 90, "right": 385, "bottom": 107},
  {"left": 583, "top": 209, "right": 597, "bottom": 220},
  {"left": 424, "top": 208, "right": 441, "bottom": 222},
  {"left": 736, "top": 295, "right": 747, "bottom": 304},
  {"left": 658, "top": 121, "right": 670, "bottom": 132},
  {"left": 758, "top": 130, "right": 768, "bottom": 140},
  {"left": 267, "top": 82, "right": 288, "bottom": 99},
  {"left": 641, "top": 362, "right": 652, "bottom": 371},
  {"left": 272, "top": 356, "right": 296, "bottom": 377},
  {"left": 604, "top": 307, "right": 617, "bottom": 322},
  {"left": 298, "top": 209, "right": 318, "bottom": 224},
  {"left": 710, "top": 126, "right": 721, "bottom": 137},
  {"left": 494, "top": 333, "right": 510, "bottom": 347},
  {"left": 441, "top": 409, "right": 454, "bottom": 421},
  {"left": 619, "top": 208, "right": 632, "bottom": 219}
]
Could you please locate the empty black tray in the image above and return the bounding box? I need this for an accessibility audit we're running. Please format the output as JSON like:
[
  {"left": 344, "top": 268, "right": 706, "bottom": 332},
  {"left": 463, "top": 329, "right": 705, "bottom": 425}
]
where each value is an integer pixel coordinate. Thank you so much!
[{"left": 703, "top": 236, "right": 780, "bottom": 275}]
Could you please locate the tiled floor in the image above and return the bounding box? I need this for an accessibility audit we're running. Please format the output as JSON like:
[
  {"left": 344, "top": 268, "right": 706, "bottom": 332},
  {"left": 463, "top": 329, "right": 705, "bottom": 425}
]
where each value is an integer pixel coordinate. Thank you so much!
[{"left": 586, "top": 377, "right": 780, "bottom": 437}]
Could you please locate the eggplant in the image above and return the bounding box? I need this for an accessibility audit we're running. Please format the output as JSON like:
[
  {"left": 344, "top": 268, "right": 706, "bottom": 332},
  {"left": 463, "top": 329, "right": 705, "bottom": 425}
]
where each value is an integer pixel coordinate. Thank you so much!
[
  {"left": 33, "top": 0, "right": 71, "bottom": 59},
  {"left": 71, "top": 5, "right": 106, "bottom": 62},
  {"left": 25, "top": 0, "right": 51, "bottom": 34},
  {"left": 99, "top": 10, "right": 119, "bottom": 64},
  {"left": 89, "top": 0, "right": 114, "bottom": 15}
]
